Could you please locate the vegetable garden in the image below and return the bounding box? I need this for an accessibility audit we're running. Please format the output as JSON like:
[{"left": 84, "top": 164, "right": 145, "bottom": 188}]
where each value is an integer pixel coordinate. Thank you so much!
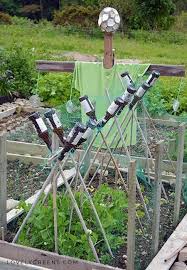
[{"left": 0, "top": 6, "right": 187, "bottom": 270}]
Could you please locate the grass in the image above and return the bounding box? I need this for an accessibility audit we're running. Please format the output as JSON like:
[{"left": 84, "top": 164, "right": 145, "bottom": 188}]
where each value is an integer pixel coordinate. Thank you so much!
[{"left": 0, "top": 24, "right": 187, "bottom": 68}]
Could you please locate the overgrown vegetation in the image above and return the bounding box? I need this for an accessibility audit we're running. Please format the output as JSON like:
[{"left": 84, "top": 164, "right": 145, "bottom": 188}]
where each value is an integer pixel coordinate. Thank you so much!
[
  {"left": 0, "top": 45, "right": 37, "bottom": 97},
  {"left": 36, "top": 73, "right": 79, "bottom": 107},
  {"left": 18, "top": 184, "right": 128, "bottom": 264}
]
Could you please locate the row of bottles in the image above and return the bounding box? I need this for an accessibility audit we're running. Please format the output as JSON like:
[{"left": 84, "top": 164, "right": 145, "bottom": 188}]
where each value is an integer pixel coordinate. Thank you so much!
[{"left": 29, "top": 70, "right": 160, "bottom": 161}]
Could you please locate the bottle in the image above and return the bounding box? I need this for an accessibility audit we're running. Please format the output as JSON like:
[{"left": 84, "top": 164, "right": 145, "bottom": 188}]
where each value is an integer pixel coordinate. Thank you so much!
[
  {"left": 77, "top": 119, "right": 96, "bottom": 146},
  {"left": 58, "top": 123, "right": 86, "bottom": 161},
  {"left": 121, "top": 72, "right": 134, "bottom": 86},
  {"left": 117, "top": 84, "right": 137, "bottom": 115},
  {"left": 44, "top": 109, "right": 65, "bottom": 145},
  {"left": 98, "top": 97, "right": 124, "bottom": 127},
  {"left": 129, "top": 83, "right": 150, "bottom": 110},
  {"left": 29, "top": 112, "right": 52, "bottom": 151},
  {"left": 79, "top": 95, "right": 97, "bottom": 121},
  {"left": 146, "top": 71, "right": 160, "bottom": 87}
]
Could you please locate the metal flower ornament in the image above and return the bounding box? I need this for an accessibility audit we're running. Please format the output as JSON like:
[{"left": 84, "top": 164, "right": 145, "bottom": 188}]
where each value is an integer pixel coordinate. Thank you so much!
[{"left": 98, "top": 7, "right": 120, "bottom": 33}]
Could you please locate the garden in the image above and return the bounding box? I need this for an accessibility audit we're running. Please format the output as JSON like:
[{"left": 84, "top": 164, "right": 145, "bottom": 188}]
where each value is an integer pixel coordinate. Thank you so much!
[{"left": 0, "top": 1, "right": 187, "bottom": 270}]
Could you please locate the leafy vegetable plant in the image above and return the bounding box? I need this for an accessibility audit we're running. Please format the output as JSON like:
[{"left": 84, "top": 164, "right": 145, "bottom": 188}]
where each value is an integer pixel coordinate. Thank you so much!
[{"left": 18, "top": 184, "right": 128, "bottom": 264}]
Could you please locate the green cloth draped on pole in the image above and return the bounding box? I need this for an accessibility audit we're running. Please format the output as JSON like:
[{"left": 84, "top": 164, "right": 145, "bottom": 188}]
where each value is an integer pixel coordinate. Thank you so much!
[{"left": 74, "top": 62, "right": 150, "bottom": 147}]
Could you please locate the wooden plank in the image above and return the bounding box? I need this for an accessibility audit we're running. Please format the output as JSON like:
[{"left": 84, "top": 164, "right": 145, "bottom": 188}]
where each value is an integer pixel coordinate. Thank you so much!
[
  {"left": 7, "top": 153, "right": 47, "bottom": 165},
  {"left": 146, "top": 214, "right": 187, "bottom": 270},
  {"left": 0, "top": 257, "right": 49, "bottom": 270},
  {"left": 127, "top": 160, "right": 136, "bottom": 270},
  {"left": 173, "top": 123, "right": 186, "bottom": 226},
  {"left": 179, "top": 247, "right": 187, "bottom": 262},
  {"left": 7, "top": 168, "right": 75, "bottom": 224},
  {"left": 0, "top": 107, "right": 17, "bottom": 120},
  {"left": 151, "top": 140, "right": 164, "bottom": 256},
  {"left": 148, "top": 64, "right": 185, "bottom": 77},
  {"left": 36, "top": 61, "right": 186, "bottom": 77},
  {"left": 7, "top": 141, "right": 48, "bottom": 157},
  {"left": 0, "top": 134, "right": 7, "bottom": 232},
  {"left": 6, "top": 141, "right": 187, "bottom": 172},
  {"left": 138, "top": 117, "right": 183, "bottom": 128},
  {"left": 0, "top": 241, "right": 123, "bottom": 270}
]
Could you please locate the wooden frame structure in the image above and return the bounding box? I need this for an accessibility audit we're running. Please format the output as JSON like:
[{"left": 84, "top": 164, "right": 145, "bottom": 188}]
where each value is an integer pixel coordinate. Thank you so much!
[{"left": 0, "top": 240, "right": 123, "bottom": 270}]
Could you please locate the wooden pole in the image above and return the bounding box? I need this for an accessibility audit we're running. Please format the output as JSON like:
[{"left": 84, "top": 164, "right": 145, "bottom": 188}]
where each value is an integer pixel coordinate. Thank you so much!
[
  {"left": 52, "top": 133, "right": 59, "bottom": 253},
  {"left": 173, "top": 123, "right": 185, "bottom": 226},
  {"left": 103, "top": 32, "right": 113, "bottom": 69},
  {"left": 0, "top": 134, "right": 7, "bottom": 233},
  {"left": 127, "top": 160, "right": 136, "bottom": 270},
  {"left": 151, "top": 140, "right": 164, "bottom": 256}
]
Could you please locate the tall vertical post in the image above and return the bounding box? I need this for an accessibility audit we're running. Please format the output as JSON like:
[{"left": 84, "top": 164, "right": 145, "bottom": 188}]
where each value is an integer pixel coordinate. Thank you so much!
[
  {"left": 0, "top": 134, "right": 7, "bottom": 234},
  {"left": 103, "top": 32, "right": 113, "bottom": 69},
  {"left": 127, "top": 160, "right": 136, "bottom": 270},
  {"left": 52, "top": 133, "right": 59, "bottom": 253},
  {"left": 173, "top": 123, "right": 185, "bottom": 226},
  {"left": 151, "top": 140, "right": 164, "bottom": 256}
]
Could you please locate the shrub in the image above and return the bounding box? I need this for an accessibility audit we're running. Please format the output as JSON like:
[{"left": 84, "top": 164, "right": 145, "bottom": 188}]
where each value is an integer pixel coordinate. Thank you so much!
[
  {"left": 53, "top": 5, "right": 99, "bottom": 28},
  {"left": 11, "top": 16, "right": 34, "bottom": 26},
  {"left": 172, "top": 11, "right": 187, "bottom": 32},
  {"left": 0, "top": 11, "right": 12, "bottom": 24},
  {"left": 135, "top": 0, "right": 175, "bottom": 30},
  {"left": 0, "top": 45, "right": 37, "bottom": 97},
  {"left": 36, "top": 73, "right": 79, "bottom": 107},
  {"left": 18, "top": 184, "right": 128, "bottom": 264}
]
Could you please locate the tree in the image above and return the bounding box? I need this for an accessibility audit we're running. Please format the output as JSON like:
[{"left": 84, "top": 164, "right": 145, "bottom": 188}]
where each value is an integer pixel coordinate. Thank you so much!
[{"left": 135, "top": 0, "right": 175, "bottom": 30}]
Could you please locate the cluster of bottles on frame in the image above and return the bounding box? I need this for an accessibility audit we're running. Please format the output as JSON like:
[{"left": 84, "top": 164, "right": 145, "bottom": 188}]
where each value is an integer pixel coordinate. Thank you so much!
[{"left": 29, "top": 70, "right": 160, "bottom": 161}]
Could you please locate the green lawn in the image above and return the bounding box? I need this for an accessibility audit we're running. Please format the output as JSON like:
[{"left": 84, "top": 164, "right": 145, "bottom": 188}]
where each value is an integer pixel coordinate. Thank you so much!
[{"left": 0, "top": 24, "right": 187, "bottom": 68}]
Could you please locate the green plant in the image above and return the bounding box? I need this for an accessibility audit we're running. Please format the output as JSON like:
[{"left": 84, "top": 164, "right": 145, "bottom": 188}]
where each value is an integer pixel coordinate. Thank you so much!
[
  {"left": 53, "top": 5, "right": 99, "bottom": 28},
  {"left": 36, "top": 73, "right": 79, "bottom": 107},
  {"left": 135, "top": 0, "right": 175, "bottom": 30},
  {"left": 18, "top": 184, "right": 128, "bottom": 264},
  {"left": 0, "top": 11, "right": 12, "bottom": 24},
  {"left": 0, "top": 45, "right": 37, "bottom": 97},
  {"left": 11, "top": 16, "right": 34, "bottom": 26}
]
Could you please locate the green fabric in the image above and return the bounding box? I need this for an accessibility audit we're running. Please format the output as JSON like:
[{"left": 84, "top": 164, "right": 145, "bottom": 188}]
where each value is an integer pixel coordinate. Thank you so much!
[{"left": 74, "top": 62, "right": 150, "bottom": 147}]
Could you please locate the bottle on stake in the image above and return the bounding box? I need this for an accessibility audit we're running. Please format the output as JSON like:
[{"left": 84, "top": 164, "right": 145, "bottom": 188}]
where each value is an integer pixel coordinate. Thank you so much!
[
  {"left": 79, "top": 95, "right": 97, "bottom": 121},
  {"left": 117, "top": 84, "right": 137, "bottom": 115},
  {"left": 44, "top": 109, "right": 65, "bottom": 145},
  {"left": 146, "top": 71, "right": 160, "bottom": 87},
  {"left": 98, "top": 97, "right": 124, "bottom": 127},
  {"left": 58, "top": 123, "right": 86, "bottom": 161},
  {"left": 129, "top": 83, "right": 150, "bottom": 110},
  {"left": 29, "top": 112, "right": 52, "bottom": 150}
]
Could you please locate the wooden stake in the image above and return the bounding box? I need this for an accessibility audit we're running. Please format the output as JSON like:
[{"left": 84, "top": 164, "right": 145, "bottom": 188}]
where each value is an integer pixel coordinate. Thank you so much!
[
  {"left": 52, "top": 133, "right": 59, "bottom": 254},
  {"left": 103, "top": 32, "right": 113, "bottom": 69},
  {"left": 151, "top": 140, "right": 164, "bottom": 256},
  {"left": 1, "top": 227, "right": 4, "bottom": 241},
  {"left": 173, "top": 123, "right": 186, "bottom": 226},
  {"left": 127, "top": 160, "right": 136, "bottom": 270},
  {"left": 0, "top": 134, "right": 7, "bottom": 232}
]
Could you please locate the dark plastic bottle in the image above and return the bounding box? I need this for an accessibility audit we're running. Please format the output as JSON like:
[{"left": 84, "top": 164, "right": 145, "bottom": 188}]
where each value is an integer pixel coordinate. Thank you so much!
[
  {"left": 58, "top": 123, "right": 86, "bottom": 161},
  {"left": 98, "top": 97, "right": 124, "bottom": 127},
  {"left": 117, "top": 84, "right": 137, "bottom": 115},
  {"left": 79, "top": 95, "right": 97, "bottom": 121},
  {"left": 44, "top": 109, "right": 65, "bottom": 145},
  {"left": 29, "top": 112, "right": 52, "bottom": 151},
  {"left": 129, "top": 83, "right": 150, "bottom": 110},
  {"left": 146, "top": 71, "right": 160, "bottom": 87},
  {"left": 121, "top": 72, "right": 134, "bottom": 86}
]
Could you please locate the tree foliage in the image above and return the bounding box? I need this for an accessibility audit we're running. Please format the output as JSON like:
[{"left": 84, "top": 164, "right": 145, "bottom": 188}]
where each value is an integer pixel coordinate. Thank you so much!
[{"left": 135, "top": 0, "right": 176, "bottom": 30}]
